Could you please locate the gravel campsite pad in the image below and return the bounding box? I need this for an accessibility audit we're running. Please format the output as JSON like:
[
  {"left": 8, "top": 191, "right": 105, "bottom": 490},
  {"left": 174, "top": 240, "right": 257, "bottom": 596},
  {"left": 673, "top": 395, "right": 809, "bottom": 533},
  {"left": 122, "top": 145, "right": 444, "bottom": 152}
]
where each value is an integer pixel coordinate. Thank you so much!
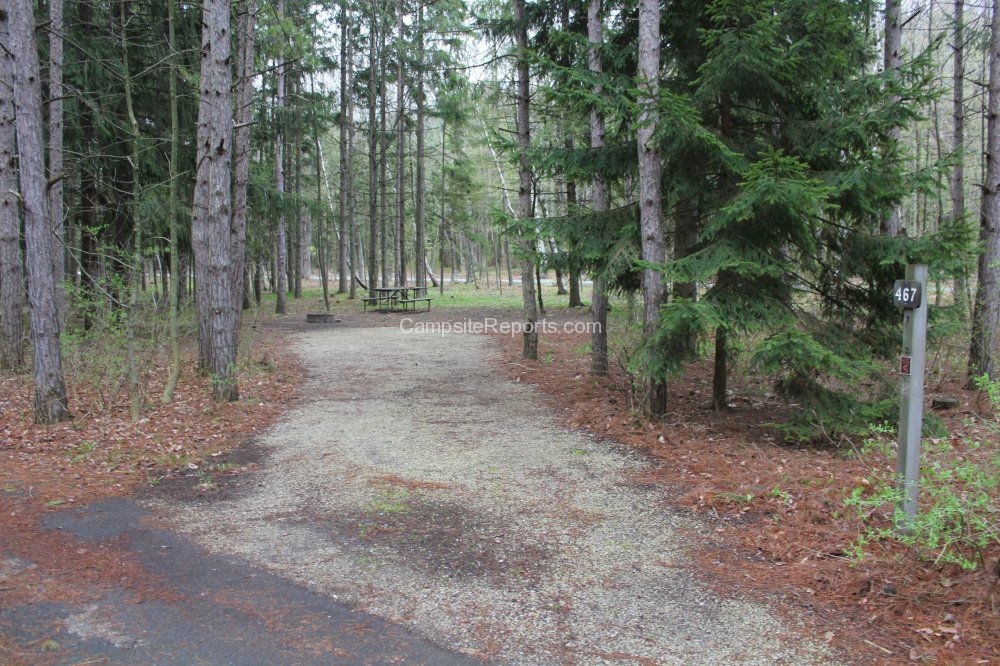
[{"left": 143, "top": 325, "right": 841, "bottom": 665}]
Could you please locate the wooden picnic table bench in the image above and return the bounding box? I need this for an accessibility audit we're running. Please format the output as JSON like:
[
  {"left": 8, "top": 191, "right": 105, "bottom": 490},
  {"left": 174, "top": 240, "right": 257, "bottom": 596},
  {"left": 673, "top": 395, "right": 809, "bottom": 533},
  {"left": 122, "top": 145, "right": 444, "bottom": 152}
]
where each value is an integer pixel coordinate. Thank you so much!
[
  {"left": 396, "top": 296, "right": 432, "bottom": 312},
  {"left": 363, "top": 286, "right": 432, "bottom": 312}
]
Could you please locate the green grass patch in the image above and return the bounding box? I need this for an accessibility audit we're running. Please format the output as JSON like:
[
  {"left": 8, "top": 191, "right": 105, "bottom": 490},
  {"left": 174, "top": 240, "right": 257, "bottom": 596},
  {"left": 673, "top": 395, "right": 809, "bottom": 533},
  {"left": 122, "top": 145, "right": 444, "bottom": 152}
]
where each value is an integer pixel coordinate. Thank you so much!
[{"left": 368, "top": 489, "right": 411, "bottom": 515}]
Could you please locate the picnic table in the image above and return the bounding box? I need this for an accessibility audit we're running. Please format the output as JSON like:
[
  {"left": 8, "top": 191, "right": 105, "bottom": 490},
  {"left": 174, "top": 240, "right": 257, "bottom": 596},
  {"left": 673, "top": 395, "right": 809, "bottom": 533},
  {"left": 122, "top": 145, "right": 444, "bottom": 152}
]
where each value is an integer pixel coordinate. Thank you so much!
[{"left": 363, "top": 286, "right": 432, "bottom": 312}]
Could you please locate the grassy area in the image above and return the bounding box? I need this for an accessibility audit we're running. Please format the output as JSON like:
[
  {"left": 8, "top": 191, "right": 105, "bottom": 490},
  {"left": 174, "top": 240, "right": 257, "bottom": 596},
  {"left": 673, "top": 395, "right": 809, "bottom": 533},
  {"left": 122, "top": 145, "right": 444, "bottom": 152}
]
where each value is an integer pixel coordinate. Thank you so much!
[{"left": 282, "top": 277, "right": 596, "bottom": 313}]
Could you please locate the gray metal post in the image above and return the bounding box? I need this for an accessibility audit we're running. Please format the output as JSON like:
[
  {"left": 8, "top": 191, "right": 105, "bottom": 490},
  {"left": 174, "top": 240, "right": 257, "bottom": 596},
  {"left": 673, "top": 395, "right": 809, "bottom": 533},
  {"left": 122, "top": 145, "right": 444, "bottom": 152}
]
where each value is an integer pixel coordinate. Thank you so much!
[{"left": 895, "top": 264, "right": 928, "bottom": 529}]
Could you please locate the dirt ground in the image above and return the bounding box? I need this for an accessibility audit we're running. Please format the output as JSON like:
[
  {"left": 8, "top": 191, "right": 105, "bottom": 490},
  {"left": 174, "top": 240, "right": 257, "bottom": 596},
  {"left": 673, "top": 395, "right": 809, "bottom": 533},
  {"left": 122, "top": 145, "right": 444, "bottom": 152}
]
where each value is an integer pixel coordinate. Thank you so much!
[{"left": 1, "top": 296, "right": 999, "bottom": 664}]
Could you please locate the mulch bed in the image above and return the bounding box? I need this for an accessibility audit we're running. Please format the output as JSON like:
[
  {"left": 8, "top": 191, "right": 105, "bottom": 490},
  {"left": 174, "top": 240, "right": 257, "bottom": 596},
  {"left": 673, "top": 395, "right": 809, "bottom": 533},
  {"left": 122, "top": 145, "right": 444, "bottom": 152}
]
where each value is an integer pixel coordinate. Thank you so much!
[{"left": 492, "top": 315, "right": 1000, "bottom": 665}]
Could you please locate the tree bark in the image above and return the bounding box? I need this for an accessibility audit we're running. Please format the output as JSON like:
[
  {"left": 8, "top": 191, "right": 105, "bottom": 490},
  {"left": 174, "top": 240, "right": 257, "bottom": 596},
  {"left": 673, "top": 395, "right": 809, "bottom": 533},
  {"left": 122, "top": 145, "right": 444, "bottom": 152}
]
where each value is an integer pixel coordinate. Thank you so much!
[
  {"left": 0, "top": 6, "right": 25, "bottom": 371},
  {"left": 637, "top": 0, "right": 666, "bottom": 414},
  {"left": 368, "top": 0, "right": 379, "bottom": 290},
  {"left": 415, "top": 3, "right": 427, "bottom": 291},
  {"left": 347, "top": 41, "right": 360, "bottom": 299},
  {"left": 952, "top": 0, "right": 970, "bottom": 320},
  {"left": 161, "top": 0, "right": 182, "bottom": 403},
  {"left": 882, "top": 0, "right": 903, "bottom": 236},
  {"left": 192, "top": 0, "right": 239, "bottom": 401},
  {"left": 293, "top": 72, "right": 305, "bottom": 298},
  {"left": 588, "top": 0, "right": 608, "bottom": 375},
  {"left": 379, "top": 66, "right": 389, "bottom": 288},
  {"left": 396, "top": 0, "right": 407, "bottom": 287},
  {"left": 713, "top": 326, "right": 729, "bottom": 411},
  {"left": 439, "top": 121, "right": 447, "bottom": 294},
  {"left": 968, "top": 1, "right": 1000, "bottom": 385},
  {"left": 8, "top": 0, "right": 71, "bottom": 422},
  {"left": 120, "top": 0, "right": 143, "bottom": 421},
  {"left": 234, "top": 0, "right": 254, "bottom": 315},
  {"left": 559, "top": 1, "right": 580, "bottom": 309},
  {"left": 338, "top": 1, "right": 351, "bottom": 295},
  {"left": 48, "top": 0, "right": 65, "bottom": 320},
  {"left": 514, "top": 0, "right": 538, "bottom": 359},
  {"left": 274, "top": 0, "right": 288, "bottom": 315}
]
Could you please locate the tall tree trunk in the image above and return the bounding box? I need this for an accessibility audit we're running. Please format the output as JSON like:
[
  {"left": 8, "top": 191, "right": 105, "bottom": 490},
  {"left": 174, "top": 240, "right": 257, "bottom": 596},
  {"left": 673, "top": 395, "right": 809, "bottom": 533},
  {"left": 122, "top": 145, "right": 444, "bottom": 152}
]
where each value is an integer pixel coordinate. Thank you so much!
[
  {"left": 120, "top": 0, "right": 143, "bottom": 420},
  {"left": 162, "top": 0, "right": 182, "bottom": 403},
  {"left": 309, "top": 74, "right": 331, "bottom": 310},
  {"left": 712, "top": 94, "right": 737, "bottom": 411},
  {"left": 555, "top": 2, "right": 581, "bottom": 307},
  {"left": 274, "top": 0, "right": 288, "bottom": 315},
  {"left": 713, "top": 326, "right": 729, "bottom": 410},
  {"left": 347, "top": 41, "right": 360, "bottom": 298},
  {"left": 233, "top": 0, "right": 254, "bottom": 315},
  {"left": 367, "top": 0, "right": 379, "bottom": 290},
  {"left": 637, "top": 0, "right": 666, "bottom": 414},
  {"left": 8, "top": 0, "right": 71, "bottom": 422},
  {"left": 882, "top": 0, "right": 903, "bottom": 236},
  {"left": 48, "top": 0, "right": 65, "bottom": 321},
  {"left": 415, "top": 3, "right": 426, "bottom": 291},
  {"left": 566, "top": 225, "right": 583, "bottom": 308},
  {"left": 514, "top": 0, "right": 538, "bottom": 359},
  {"left": 338, "top": 2, "right": 351, "bottom": 295},
  {"left": 379, "top": 73, "right": 389, "bottom": 287},
  {"left": 952, "top": 0, "right": 970, "bottom": 320},
  {"left": 588, "top": 0, "right": 608, "bottom": 376},
  {"left": 79, "top": 159, "right": 99, "bottom": 330},
  {"left": 294, "top": 73, "right": 305, "bottom": 298},
  {"left": 550, "top": 238, "right": 566, "bottom": 295},
  {"left": 232, "top": 0, "right": 259, "bottom": 316},
  {"left": 192, "top": 0, "right": 239, "bottom": 401},
  {"left": 0, "top": 7, "right": 25, "bottom": 371},
  {"left": 968, "top": 1, "right": 1000, "bottom": 385},
  {"left": 439, "top": 121, "right": 447, "bottom": 294},
  {"left": 396, "top": 0, "right": 407, "bottom": 287}
]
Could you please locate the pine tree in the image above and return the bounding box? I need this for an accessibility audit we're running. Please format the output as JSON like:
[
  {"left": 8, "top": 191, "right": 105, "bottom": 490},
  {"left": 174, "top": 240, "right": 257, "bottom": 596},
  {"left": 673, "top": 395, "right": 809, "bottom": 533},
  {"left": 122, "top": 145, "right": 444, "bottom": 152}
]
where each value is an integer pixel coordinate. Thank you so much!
[
  {"left": 968, "top": 0, "right": 1000, "bottom": 384},
  {"left": 637, "top": 0, "right": 666, "bottom": 415},
  {"left": 7, "top": 0, "right": 71, "bottom": 422},
  {"left": 0, "top": 5, "right": 25, "bottom": 372},
  {"left": 191, "top": 0, "right": 239, "bottom": 401},
  {"left": 649, "top": 0, "right": 930, "bottom": 437},
  {"left": 514, "top": 0, "right": 539, "bottom": 359}
]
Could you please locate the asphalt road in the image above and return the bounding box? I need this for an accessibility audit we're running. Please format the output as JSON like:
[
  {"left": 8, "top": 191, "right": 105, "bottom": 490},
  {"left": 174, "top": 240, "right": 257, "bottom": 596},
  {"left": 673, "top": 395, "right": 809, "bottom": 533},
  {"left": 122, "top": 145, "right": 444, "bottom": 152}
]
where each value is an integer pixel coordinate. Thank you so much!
[{"left": 2, "top": 497, "right": 475, "bottom": 665}]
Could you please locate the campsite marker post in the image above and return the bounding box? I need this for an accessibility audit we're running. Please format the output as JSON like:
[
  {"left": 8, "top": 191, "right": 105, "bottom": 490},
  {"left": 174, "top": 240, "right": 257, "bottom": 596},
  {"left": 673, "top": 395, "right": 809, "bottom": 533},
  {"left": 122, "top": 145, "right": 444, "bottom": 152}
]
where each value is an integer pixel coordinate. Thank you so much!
[{"left": 893, "top": 264, "right": 928, "bottom": 530}]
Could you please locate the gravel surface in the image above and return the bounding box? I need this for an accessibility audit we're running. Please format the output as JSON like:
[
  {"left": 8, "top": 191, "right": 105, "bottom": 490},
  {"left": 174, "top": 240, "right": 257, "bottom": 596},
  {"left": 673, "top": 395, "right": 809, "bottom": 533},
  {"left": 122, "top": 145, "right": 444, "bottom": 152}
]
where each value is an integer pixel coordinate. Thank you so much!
[{"left": 145, "top": 325, "right": 843, "bottom": 665}]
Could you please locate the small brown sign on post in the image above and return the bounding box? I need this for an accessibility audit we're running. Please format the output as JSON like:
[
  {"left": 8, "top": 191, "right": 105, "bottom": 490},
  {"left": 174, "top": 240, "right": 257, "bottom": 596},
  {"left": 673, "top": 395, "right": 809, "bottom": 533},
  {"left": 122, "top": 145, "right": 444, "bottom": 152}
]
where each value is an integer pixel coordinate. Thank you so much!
[{"left": 900, "top": 356, "right": 911, "bottom": 376}]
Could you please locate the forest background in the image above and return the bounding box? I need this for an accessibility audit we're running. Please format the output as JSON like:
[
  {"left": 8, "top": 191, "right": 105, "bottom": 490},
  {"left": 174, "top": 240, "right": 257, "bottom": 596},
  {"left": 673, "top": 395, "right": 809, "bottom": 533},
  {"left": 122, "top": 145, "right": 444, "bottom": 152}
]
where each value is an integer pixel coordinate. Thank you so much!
[{"left": 2, "top": 0, "right": 1000, "bottom": 662}]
